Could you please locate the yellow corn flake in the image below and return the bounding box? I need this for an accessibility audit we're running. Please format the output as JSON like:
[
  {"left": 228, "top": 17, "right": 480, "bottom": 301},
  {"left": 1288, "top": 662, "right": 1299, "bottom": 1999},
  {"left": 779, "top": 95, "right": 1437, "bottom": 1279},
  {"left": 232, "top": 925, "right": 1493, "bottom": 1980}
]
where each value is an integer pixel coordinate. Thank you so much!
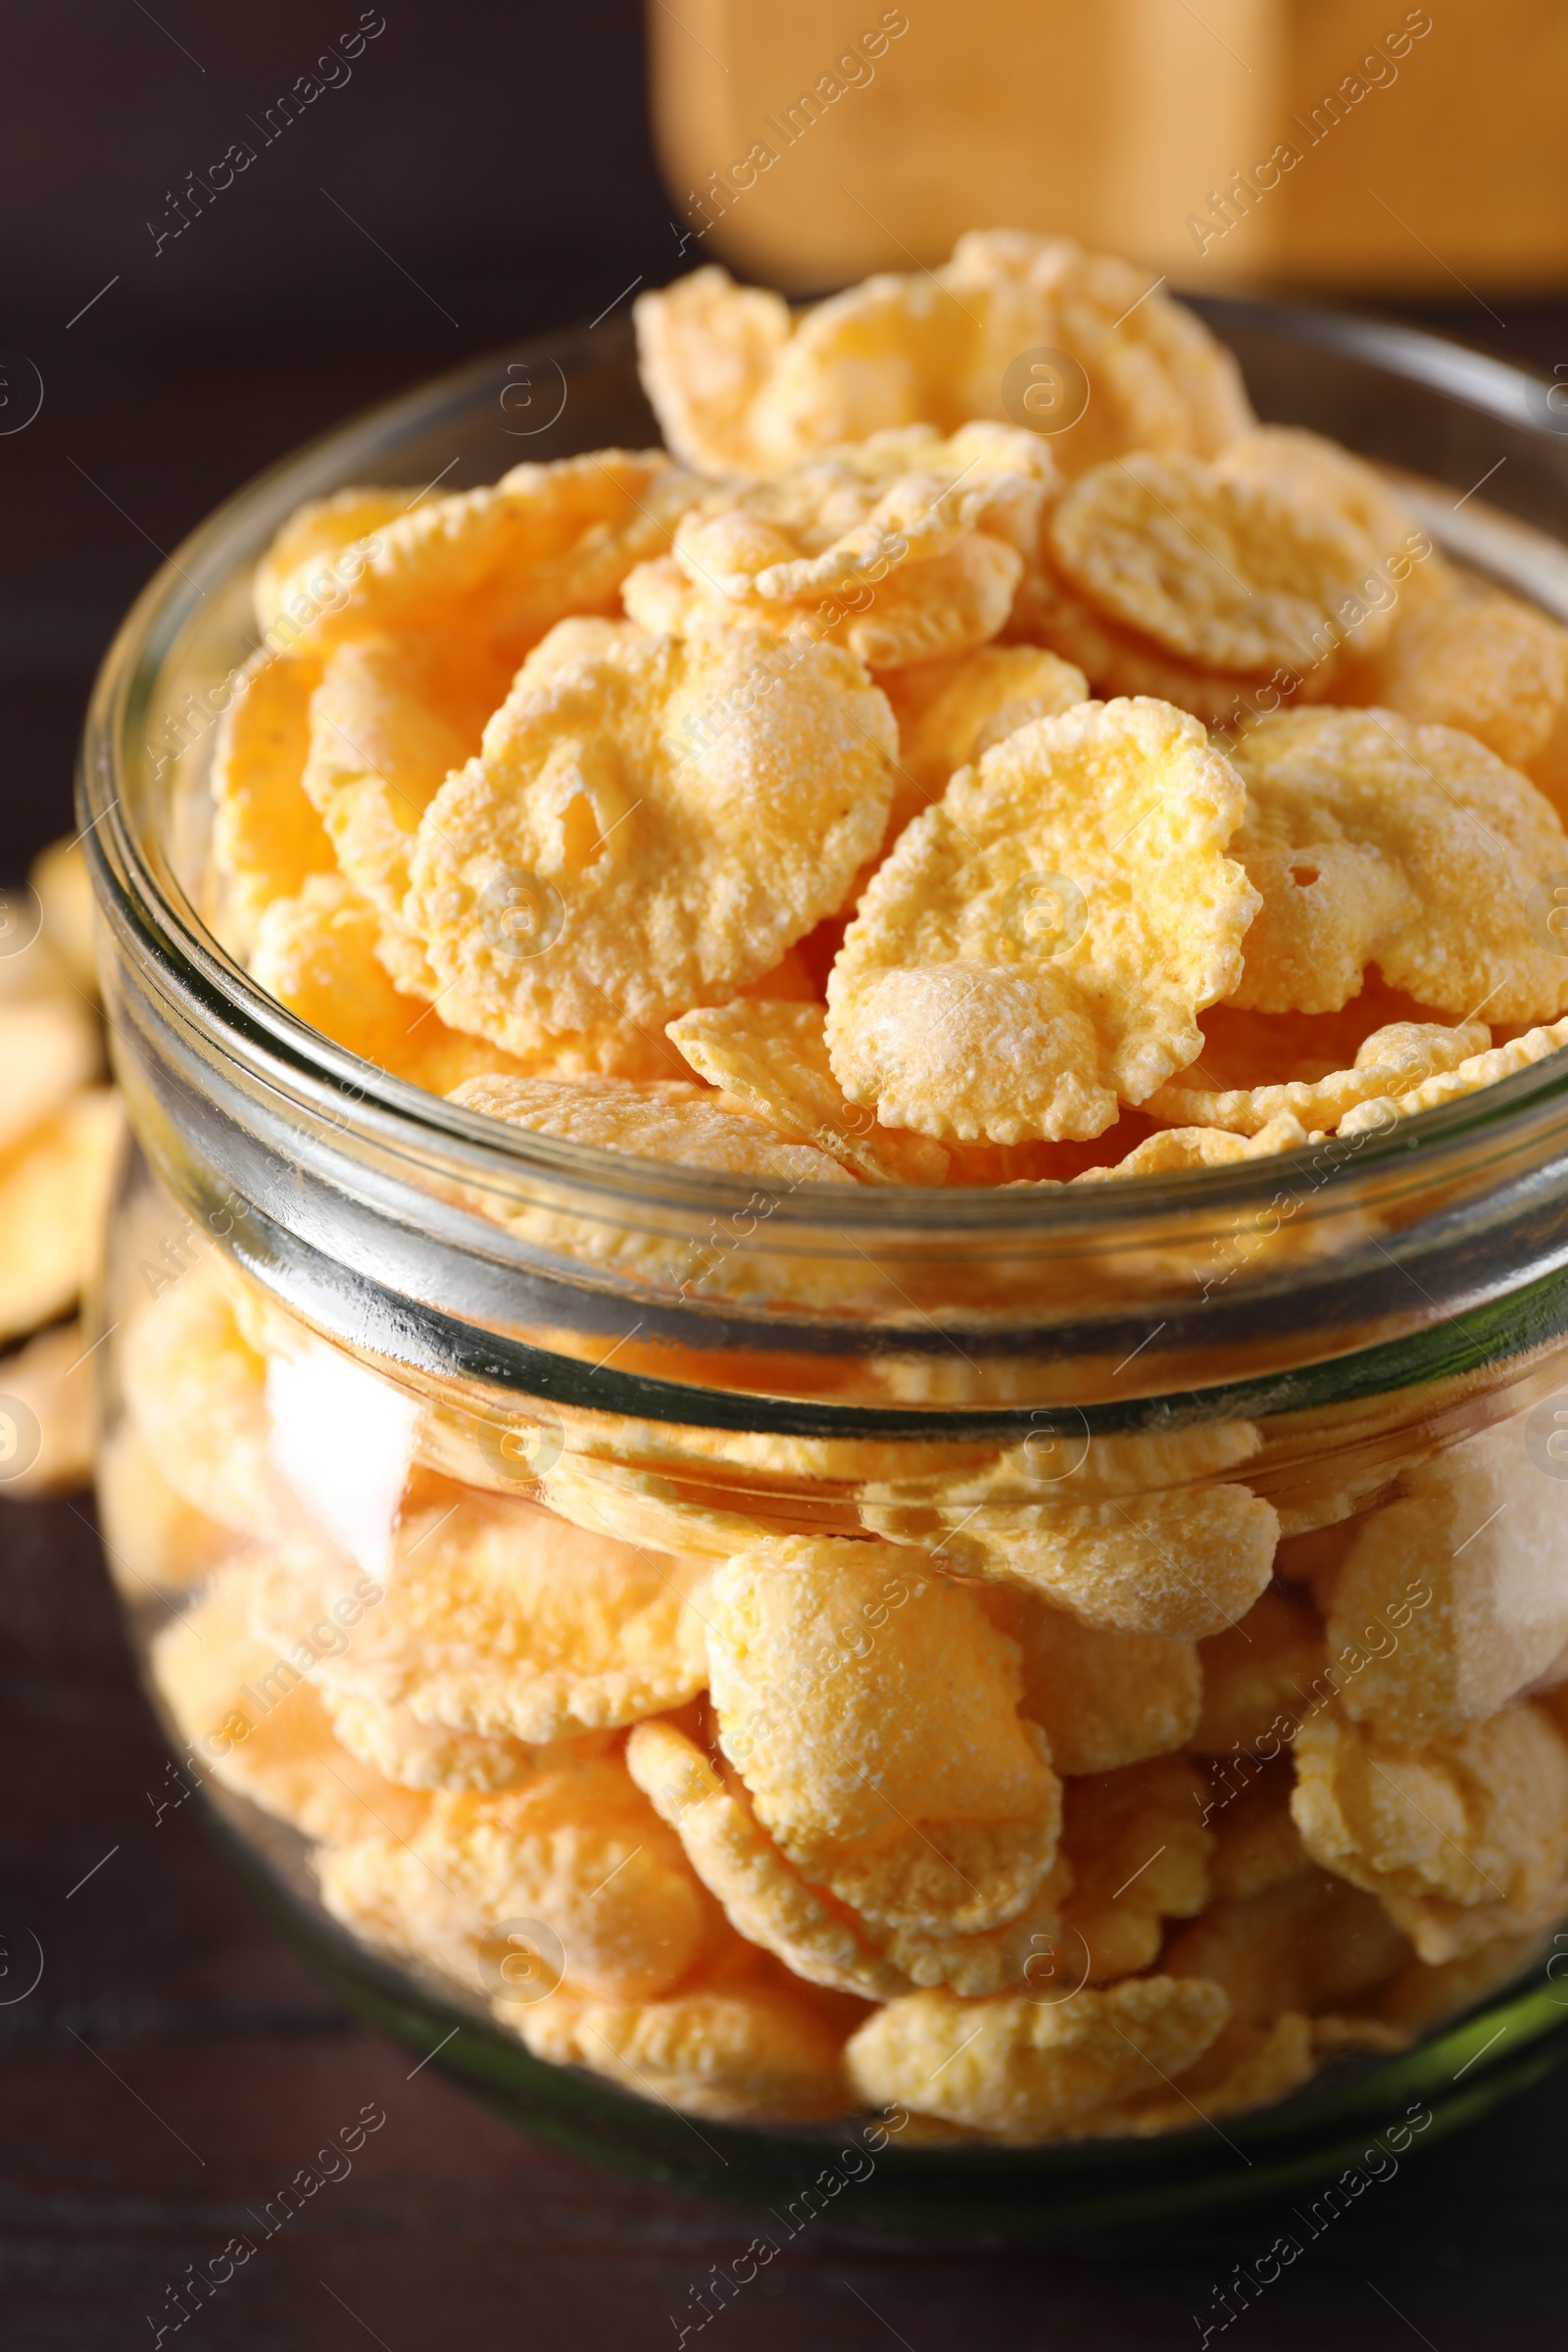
[
  {"left": 627, "top": 425, "right": 1051, "bottom": 671},
  {"left": 627, "top": 1716, "right": 913, "bottom": 1999},
  {"left": 405, "top": 617, "right": 897, "bottom": 1049},
  {"left": 1047, "top": 453, "right": 1395, "bottom": 676},
  {"left": 318, "top": 1751, "right": 711, "bottom": 2000},
  {"left": 1192, "top": 1586, "right": 1327, "bottom": 1756},
  {"left": 1057, "top": 1754, "right": 1212, "bottom": 1982},
  {"left": 820, "top": 1779, "right": 1062, "bottom": 1941},
  {"left": 279, "top": 450, "right": 704, "bottom": 663},
  {"left": 150, "top": 1562, "right": 429, "bottom": 1846},
  {"left": 0, "top": 1319, "right": 94, "bottom": 1499},
  {"left": 844, "top": 1974, "right": 1230, "bottom": 2141},
  {"left": 253, "top": 874, "right": 673, "bottom": 1089},
  {"left": 251, "top": 874, "right": 533, "bottom": 1092},
  {"left": 299, "top": 632, "right": 513, "bottom": 996},
  {"left": 29, "top": 832, "right": 100, "bottom": 1000},
  {"left": 874, "top": 1484, "right": 1279, "bottom": 1641},
  {"left": 253, "top": 486, "right": 411, "bottom": 640},
  {"left": 707, "top": 1538, "right": 1061, "bottom": 1929},
  {"left": 1163, "top": 1866, "right": 1409, "bottom": 2024},
  {"left": 987, "top": 1587, "right": 1200, "bottom": 1774},
  {"left": 937, "top": 228, "right": 1253, "bottom": 474},
  {"left": 250, "top": 1494, "right": 712, "bottom": 1743},
  {"left": 1004, "top": 558, "right": 1299, "bottom": 730},
  {"left": 318, "top": 1686, "right": 603, "bottom": 1793},
  {"left": 515, "top": 1970, "right": 853, "bottom": 2123},
  {"left": 879, "top": 644, "right": 1090, "bottom": 846},
  {"left": 1145, "top": 1016, "right": 1492, "bottom": 1136},
  {"left": 0, "top": 983, "right": 102, "bottom": 1152},
  {"left": 826, "top": 699, "right": 1259, "bottom": 1142},
  {"left": 1228, "top": 707, "right": 1568, "bottom": 1021},
  {"left": 666, "top": 999, "right": 949, "bottom": 1184},
  {"left": 210, "top": 650, "right": 334, "bottom": 956},
  {"left": 96, "top": 1419, "right": 237, "bottom": 1595},
  {"left": 1291, "top": 1698, "right": 1568, "bottom": 1963},
  {"left": 1340, "top": 1016, "right": 1568, "bottom": 1136},
  {"left": 0, "top": 1089, "right": 123, "bottom": 1346},
  {"left": 631, "top": 266, "right": 794, "bottom": 472},
  {"left": 635, "top": 236, "right": 1251, "bottom": 479},
  {"left": 449, "top": 1073, "right": 856, "bottom": 1186},
  {"left": 121, "top": 1251, "right": 290, "bottom": 1540},
  {"left": 538, "top": 1452, "right": 776, "bottom": 1559},
  {"left": 1328, "top": 1413, "right": 1568, "bottom": 1741},
  {"left": 1351, "top": 572, "right": 1568, "bottom": 772},
  {"left": 1214, "top": 427, "right": 1437, "bottom": 584},
  {"left": 1074, "top": 1111, "right": 1311, "bottom": 1179}
]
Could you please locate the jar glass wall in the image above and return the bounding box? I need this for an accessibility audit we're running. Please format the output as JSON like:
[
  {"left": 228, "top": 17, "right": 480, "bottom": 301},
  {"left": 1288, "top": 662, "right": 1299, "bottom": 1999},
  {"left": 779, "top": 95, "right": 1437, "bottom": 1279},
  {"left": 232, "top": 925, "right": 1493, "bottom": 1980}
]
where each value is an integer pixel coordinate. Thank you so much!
[{"left": 82, "top": 306, "right": 1568, "bottom": 2239}]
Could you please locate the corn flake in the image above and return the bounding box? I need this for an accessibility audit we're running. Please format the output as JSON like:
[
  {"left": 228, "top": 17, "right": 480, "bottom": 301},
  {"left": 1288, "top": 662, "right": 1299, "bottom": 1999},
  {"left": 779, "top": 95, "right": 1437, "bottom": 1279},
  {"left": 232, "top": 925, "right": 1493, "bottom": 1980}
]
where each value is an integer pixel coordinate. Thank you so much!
[
  {"left": 210, "top": 651, "right": 333, "bottom": 956},
  {"left": 874, "top": 1484, "right": 1279, "bottom": 1641},
  {"left": 879, "top": 644, "right": 1090, "bottom": 846},
  {"left": 1192, "top": 1586, "right": 1327, "bottom": 1755},
  {"left": 151, "top": 1561, "right": 429, "bottom": 1846},
  {"left": 635, "top": 235, "right": 1251, "bottom": 480},
  {"left": 987, "top": 1586, "right": 1200, "bottom": 1774},
  {"left": 0, "top": 1089, "right": 123, "bottom": 1346},
  {"left": 707, "top": 1539, "right": 1061, "bottom": 1930},
  {"left": 251, "top": 1494, "right": 711, "bottom": 1743},
  {"left": 299, "top": 632, "right": 513, "bottom": 997},
  {"left": 1145, "top": 1016, "right": 1492, "bottom": 1135},
  {"left": 1163, "top": 1867, "right": 1408, "bottom": 2024},
  {"left": 666, "top": 999, "right": 948, "bottom": 1184},
  {"left": 280, "top": 451, "right": 703, "bottom": 664},
  {"left": 254, "top": 486, "right": 410, "bottom": 641},
  {"left": 516, "top": 1969, "right": 852, "bottom": 2123},
  {"left": 844, "top": 1974, "right": 1229, "bottom": 2140},
  {"left": 1352, "top": 573, "right": 1568, "bottom": 772},
  {"left": 825, "top": 698, "right": 1259, "bottom": 1141},
  {"left": 318, "top": 1751, "right": 710, "bottom": 2000},
  {"left": 448, "top": 1073, "right": 855, "bottom": 1184},
  {"left": 406, "top": 617, "right": 897, "bottom": 1048},
  {"left": 121, "top": 1251, "right": 290, "bottom": 1539},
  {"left": 1047, "top": 453, "right": 1394, "bottom": 675},
  {"left": 1228, "top": 707, "right": 1568, "bottom": 1021},
  {"left": 0, "top": 994, "right": 100, "bottom": 1155},
  {"left": 1328, "top": 1413, "right": 1568, "bottom": 1740},
  {"left": 1291, "top": 1697, "right": 1568, "bottom": 1963},
  {"left": 1340, "top": 1016, "right": 1568, "bottom": 1135}
]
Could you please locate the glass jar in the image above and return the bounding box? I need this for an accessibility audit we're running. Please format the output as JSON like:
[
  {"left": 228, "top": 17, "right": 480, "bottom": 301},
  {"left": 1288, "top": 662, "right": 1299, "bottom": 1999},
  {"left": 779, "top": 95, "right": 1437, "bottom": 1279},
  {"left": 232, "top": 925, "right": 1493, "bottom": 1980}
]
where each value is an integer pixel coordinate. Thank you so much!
[{"left": 82, "top": 301, "right": 1568, "bottom": 2242}]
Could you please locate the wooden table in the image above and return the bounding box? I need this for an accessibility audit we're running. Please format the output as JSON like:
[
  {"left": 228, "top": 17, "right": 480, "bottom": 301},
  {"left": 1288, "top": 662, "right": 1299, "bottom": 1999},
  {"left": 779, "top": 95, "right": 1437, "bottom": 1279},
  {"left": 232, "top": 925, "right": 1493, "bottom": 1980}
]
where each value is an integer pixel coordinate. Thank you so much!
[{"left": 3, "top": 1492, "right": 1564, "bottom": 2350}]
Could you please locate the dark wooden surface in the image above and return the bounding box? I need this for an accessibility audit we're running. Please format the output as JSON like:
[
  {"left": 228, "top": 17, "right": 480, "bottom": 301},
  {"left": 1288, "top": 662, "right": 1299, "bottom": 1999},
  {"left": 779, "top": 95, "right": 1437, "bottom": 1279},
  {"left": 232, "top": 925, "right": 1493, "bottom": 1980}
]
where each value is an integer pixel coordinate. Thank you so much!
[{"left": 2, "top": 1490, "right": 1566, "bottom": 2351}]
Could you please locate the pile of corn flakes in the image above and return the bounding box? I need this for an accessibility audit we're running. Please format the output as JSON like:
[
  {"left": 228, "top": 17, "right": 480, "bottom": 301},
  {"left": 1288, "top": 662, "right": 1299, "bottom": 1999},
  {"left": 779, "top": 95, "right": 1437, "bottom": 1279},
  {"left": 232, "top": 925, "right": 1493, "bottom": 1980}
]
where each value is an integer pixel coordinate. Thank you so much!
[{"left": 121, "top": 230, "right": 1568, "bottom": 2137}]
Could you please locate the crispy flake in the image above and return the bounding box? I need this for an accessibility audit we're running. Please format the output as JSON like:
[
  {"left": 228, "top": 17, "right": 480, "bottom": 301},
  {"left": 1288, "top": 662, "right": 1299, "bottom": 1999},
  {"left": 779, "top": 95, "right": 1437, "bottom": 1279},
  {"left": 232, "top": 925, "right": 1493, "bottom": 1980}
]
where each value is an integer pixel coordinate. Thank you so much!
[
  {"left": 1228, "top": 707, "right": 1568, "bottom": 1021},
  {"left": 1047, "top": 452, "right": 1394, "bottom": 675},
  {"left": 0, "top": 1090, "right": 123, "bottom": 1347},
  {"left": 406, "top": 617, "right": 897, "bottom": 1047},
  {"left": 448, "top": 1073, "right": 856, "bottom": 1184},
  {"left": 1291, "top": 1698, "right": 1568, "bottom": 1963},
  {"left": 843, "top": 1974, "right": 1229, "bottom": 2140},
  {"left": 825, "top": 698, "right": 1259, "bottom": 1141},
  {"left": 665, "top": 999, "right": 949, "bottom": 1183},
  {"left": 249, "top": 1494, "right": 712, "bottom": 1742}
]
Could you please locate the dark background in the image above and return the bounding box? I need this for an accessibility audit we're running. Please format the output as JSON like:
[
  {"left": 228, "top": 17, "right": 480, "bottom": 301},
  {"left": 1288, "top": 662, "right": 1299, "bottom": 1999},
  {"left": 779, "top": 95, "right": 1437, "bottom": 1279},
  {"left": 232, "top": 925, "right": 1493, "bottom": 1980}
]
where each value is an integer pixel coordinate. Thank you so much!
[{"left": 6, "top": 7, "right": 1568, "bottom": 2345}]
